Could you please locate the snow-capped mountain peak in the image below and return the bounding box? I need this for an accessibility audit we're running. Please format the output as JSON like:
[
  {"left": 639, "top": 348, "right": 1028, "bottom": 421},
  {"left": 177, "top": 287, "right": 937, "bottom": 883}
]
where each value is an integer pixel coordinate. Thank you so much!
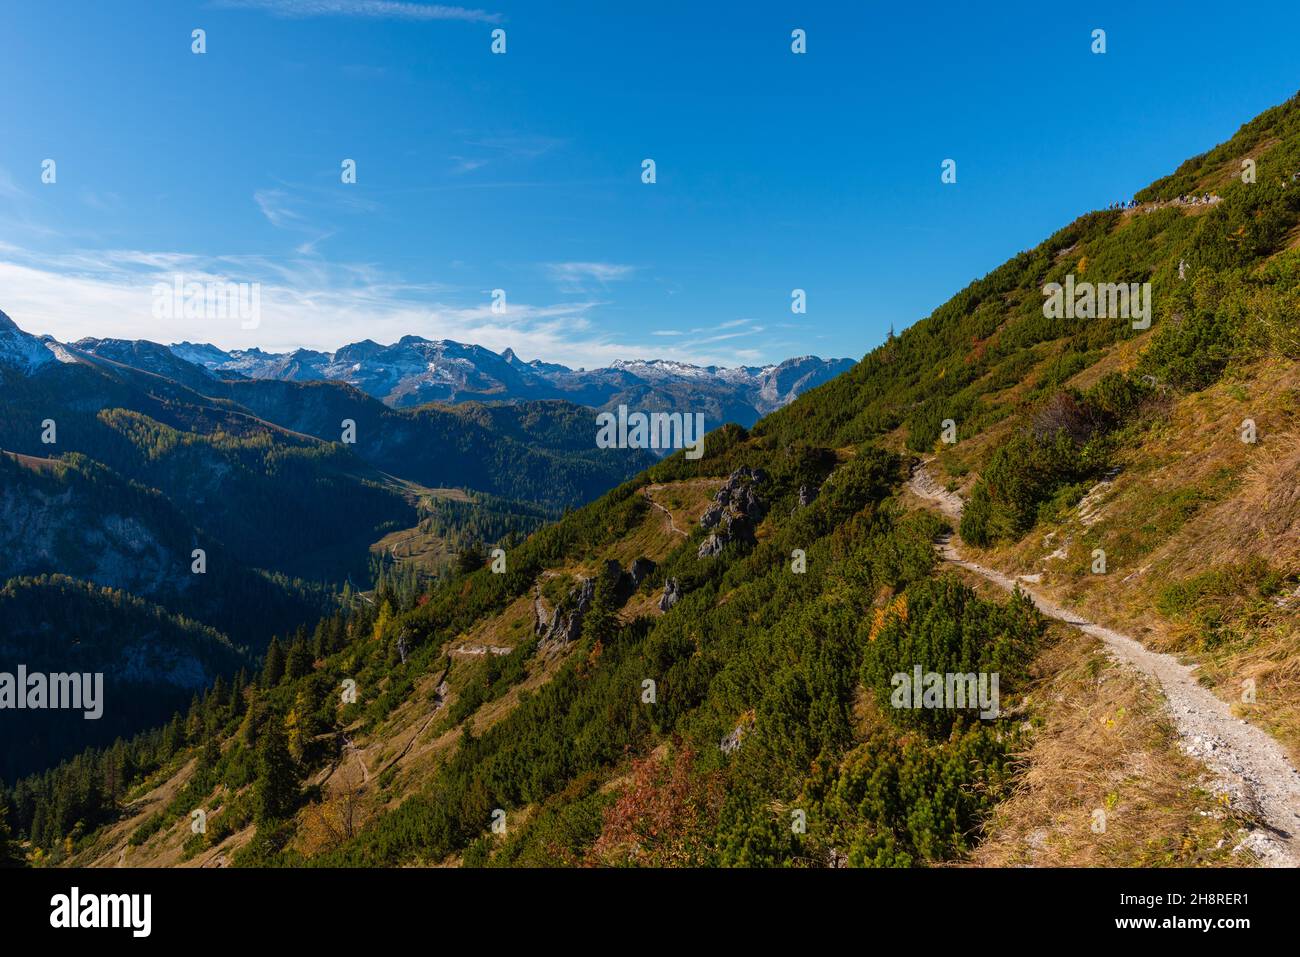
[
  {"left": 154, "top": 334, "right": 853, "bottom": 422},
  {"left": 0, "top": 310, "right": 60, "bottom": 371}
]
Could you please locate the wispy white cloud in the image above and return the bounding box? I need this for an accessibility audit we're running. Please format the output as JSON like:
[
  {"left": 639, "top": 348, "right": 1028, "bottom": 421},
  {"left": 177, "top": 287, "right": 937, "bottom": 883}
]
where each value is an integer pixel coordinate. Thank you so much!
[
  {"left": 544, "top": 261, "right": 637, "bottom": 291},
  {"left": 449, "top": 156, "right": 490, "bottom": 174},
  {"left": 253, "top": 182, "right": 377, "bottom": 254},
  {"left": 217, "top": 0, "right": 501, "bottom": 23},
  {"left": 446, "top": 134, "right": 565, "bottom": 176},
  {"left": 79, "top": 190, "right": 123, "bottom": 212},
  {"left": 295, "top": 231, "right": 337, "bottom": 255},
  {"left": 650, "top": 316, "right": 766, "bottom": 343},
  {"left": 253, "top": 188, "right": 307, "bottom": 229},
  {"left": 464, "top": 135, "right": 564, "bottom": 160}
]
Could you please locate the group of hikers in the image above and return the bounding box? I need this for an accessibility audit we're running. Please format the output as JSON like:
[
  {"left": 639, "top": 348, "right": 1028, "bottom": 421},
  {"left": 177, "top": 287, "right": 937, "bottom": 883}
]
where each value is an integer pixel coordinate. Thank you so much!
[
  {"left": 1113, "top": 192, "right": 1222, "bottom": 214},
  {"left": 1100, "top": 172, "right": 1300, "bottom": 214},
  {"left": 1103, "top": 172, "right": 1300, "bottom": 212},
  {"left": 1104, "top": 194, "right": 1219, "bottom": 211}
]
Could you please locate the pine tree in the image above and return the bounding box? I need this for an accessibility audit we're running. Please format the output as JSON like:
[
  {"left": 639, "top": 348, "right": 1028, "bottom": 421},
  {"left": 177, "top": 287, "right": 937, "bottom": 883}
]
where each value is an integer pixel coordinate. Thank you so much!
[
  {"left": 184, "top": 693, "right": 203, "bottom": 742},
  {"left": 229, "top": 669, "right": 248, "bottom": 720},
  {"left": 285, "top": 637, "right": 312, "bottom": 681},
  {"left": 254, "top": 714, "right": 297, "bottom": 823},
  {"left": 161, "top": 714, "right": 185, "bottom": 757},
  {"left": 456, "top": 541, "right": 485, "bottom": 575},
  {"left": 0, "top": 797, "right": 22, "bottom": 867},
  {"left": 312, "top": 621, "right": 327, "bottom": 660},
  {"left": 199, "top": 735, "right": 221, "bottom": 774},
  {"left": 262, "top": 637, "right": 286, "bottom": 687},
  {"left": 208, "top": 674, "right": 229, "bottom": 715}
]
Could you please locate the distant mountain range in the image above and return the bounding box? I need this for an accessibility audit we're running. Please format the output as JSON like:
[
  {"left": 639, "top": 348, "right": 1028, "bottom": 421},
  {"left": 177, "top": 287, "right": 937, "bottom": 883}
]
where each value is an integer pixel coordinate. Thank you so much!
[
  {"left": 3, "top": 307, "right": 854, "bottom": 428},
  {"left": 157, "top": 336, "right": 855, "bottom": 426}
]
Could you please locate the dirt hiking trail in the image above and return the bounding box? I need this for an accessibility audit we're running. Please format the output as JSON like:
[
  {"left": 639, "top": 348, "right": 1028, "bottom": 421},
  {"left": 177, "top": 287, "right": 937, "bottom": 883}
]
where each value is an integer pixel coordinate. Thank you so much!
[{"left": 908, "top": 460, "right": 1300, "bottom": 867}]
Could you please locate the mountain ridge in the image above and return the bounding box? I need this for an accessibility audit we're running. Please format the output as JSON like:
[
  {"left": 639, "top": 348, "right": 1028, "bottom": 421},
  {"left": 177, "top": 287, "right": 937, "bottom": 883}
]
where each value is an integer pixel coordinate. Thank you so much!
[{"left": 159, "top": 334, "right": 855, "bottom": 422}]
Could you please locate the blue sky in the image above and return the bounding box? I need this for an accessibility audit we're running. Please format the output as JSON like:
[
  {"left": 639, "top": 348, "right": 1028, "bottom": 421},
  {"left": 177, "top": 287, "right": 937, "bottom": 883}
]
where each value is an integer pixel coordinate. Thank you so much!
[{"left": 2, "top": 0, "right": 1299, "bottom": 368}]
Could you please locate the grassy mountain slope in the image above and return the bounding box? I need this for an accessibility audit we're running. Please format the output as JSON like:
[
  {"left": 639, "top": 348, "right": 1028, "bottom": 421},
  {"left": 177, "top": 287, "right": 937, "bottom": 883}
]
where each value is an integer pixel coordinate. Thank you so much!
[{"left": 10, "top": 90, "right": 1300, "bottom": 869}]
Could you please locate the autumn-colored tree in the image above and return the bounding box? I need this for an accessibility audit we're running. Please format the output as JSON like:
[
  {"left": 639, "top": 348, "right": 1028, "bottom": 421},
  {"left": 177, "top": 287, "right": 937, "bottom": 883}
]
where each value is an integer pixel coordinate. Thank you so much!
[
  {"left": 589, "top": 742, "right": 722, "bottom": 867},
  {"left": 299, "top": 789, "right": 364, "bottom": 857}
]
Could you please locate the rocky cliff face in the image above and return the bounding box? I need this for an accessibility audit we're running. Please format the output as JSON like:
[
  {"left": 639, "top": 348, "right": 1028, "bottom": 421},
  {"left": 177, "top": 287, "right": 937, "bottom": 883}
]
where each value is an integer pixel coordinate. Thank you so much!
[{"left": 0, "top": 461, "right": 191, "bottom": 604}]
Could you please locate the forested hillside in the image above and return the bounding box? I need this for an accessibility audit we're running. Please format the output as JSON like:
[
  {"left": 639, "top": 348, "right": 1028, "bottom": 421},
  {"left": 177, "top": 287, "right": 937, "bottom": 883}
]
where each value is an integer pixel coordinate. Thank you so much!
[
  {"left": 0, "top": 451, "right": 328, "bottom": 646},
  {"left": 0, "top": 575, "right": 249, "bottom": 781},
  {"left": 0, "top": 311, "right": 657, "bottom": 788},
  {"left": 6, "top": 91, "right": 1300, "bottom": 869}
]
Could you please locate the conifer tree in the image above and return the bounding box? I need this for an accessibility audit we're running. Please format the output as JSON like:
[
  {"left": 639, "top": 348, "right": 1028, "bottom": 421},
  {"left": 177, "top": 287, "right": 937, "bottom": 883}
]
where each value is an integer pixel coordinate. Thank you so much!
[
  {"left": 262, "top": 636, "right": 286, "bottom": 687},
  {"left": 0, "top": 797, "right": 22, "bottom": 867},
  {"left": 208, "top": 674, "right": 229, "bottom": 714},
  {"left": 285, "top": 637, "right": 313, "bottom": 681},
  {"left": 254, "top": 714, "right": 298, "bottom": 823},
  {"left": 229, "top": 669, "right": 248, "bottom": 719},
  {"left": 161, "top": 713, "right": 185, "bottom": 757},
  {"left": 456, "top": 541, "right": 485, "bottom": 575},
  {"left": 200, "top": 735, "right": 221, "bottom": 774}
]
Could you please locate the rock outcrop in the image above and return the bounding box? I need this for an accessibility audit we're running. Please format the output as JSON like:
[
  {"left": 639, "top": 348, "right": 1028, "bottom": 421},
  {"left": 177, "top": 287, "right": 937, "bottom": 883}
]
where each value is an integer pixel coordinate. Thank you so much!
[
  {"left": 658, "top": 577, "right": 682, "bottom": 612},
  {"left": 537, "top": 576, "right": 596, "bottom": 647},
  {"left": 797, "top": 483, "right": 817, "bottom": 508},
  {"left": 697, "top": 466, "right": 768, "bottom": 558},
  {"left": 537, "top": 558, "right": 661, "bottom": 641},
  {"left": 720, "top": 712, "right": 754, "bottom": 754},
  {"left": 628, "top": 557, "right": 656, "bottom": 591}
]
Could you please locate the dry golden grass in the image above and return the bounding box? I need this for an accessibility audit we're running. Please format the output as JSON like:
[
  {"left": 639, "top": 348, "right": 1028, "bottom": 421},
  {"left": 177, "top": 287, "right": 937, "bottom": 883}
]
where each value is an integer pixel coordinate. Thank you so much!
[
  {"left": 971, "top": 627, "right": 1249, "bottom": 867},
  {"left": 4, "top": 450, "right": 62, "bottom": 473},
  {"left": 453, "top": 591, "right": 537, "bottom": 654},
  {"left": 370, "top": 524, "right": 455, "bottom": 574},
  {"left": 69, "top": 756, "right": 241, "bottom": 868},
  {"left": 930, "top": 332, "right": 1151, "bottom": 501},
  {"left": 895, "top": 556, "right": 1259, "bottom": 867},
  {"left": 364, "top": 485, "right": 476, "bottom": 575},
  {"left": 977, "top": 358, "right": 1300, "bottom": 761}
]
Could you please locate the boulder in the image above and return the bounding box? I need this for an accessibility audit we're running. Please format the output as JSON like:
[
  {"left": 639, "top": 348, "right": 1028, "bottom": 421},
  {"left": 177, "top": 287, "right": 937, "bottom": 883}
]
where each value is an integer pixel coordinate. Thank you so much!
[
  {"left": 629, "top": 557, "right": 656, "bottom": 590},
  {"left": 697, "top": 534, "right": 725, "bottom": 558}
]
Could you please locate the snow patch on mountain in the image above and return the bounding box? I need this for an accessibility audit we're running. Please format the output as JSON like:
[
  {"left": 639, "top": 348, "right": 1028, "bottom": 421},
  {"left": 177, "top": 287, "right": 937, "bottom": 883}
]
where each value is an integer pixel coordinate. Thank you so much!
[
  {"left": 0, "top": 310, "right": 60, "bottom": 371},
  {"left": 163, "top": 335, "right": 855, "bottom": 420},
  {"left": 0, "top": 311, "right": 855, "bottom": 426}
]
